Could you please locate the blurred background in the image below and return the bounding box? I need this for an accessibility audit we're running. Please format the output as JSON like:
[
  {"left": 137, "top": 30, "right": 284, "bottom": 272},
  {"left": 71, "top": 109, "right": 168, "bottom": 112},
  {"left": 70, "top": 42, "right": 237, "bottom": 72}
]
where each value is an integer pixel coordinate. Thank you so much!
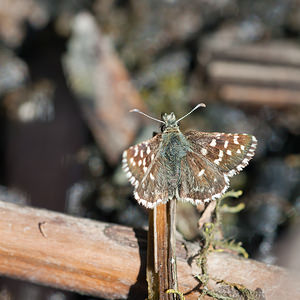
[{"left": 0, "top": 0, "right": 300, "bottom": 299}]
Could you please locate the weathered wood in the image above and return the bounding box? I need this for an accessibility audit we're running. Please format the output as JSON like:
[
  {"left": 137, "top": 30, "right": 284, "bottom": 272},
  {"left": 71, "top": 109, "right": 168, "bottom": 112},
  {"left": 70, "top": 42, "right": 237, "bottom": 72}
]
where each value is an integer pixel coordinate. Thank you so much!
[
  {"left": 203, "top": 40, "right": 300, "bottom": 106},
  {"left": 207, "top": 41, "right": 300, "bottom": 68},
  {"left": 0, "top": 200, "right": 299, "bottom": 299},
  {"left": 167, "top": 200, "right": 178, "bottom": 298},
  {"left": 219, "top": 84, "right": 300, "bottom": 107},
  {"left": 154, "top": 204, "right": 169, "bottom": 299},
  {"left": 208, "top": 61, "right": 300, "bottom": 88},
  {"left": 147, "top": 202, "right": 178, "bottom": 300}
]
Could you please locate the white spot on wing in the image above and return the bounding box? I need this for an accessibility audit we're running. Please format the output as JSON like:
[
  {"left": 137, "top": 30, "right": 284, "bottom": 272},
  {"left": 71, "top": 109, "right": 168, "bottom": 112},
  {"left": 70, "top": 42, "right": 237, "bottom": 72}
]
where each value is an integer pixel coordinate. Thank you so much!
[
  {"left": 201, "top": 148, "right": 207, "bottom": 155},
  {"left": 227, "top": 170, "right": 236, "bottom": 177},
  {"left": 237, "top": 165, "right": 243, "bottom": 171},
  {"left": 214, "top": 158, "right": 220, "bottom": 165},
  {"left": 198, "top": 169, "right": 205, "bottom": 177},
  {"left": 242, "top": 158, "right": 248, "bottom": 164},
  {"left": 210, "top": 139, "right": 217, "bottom": 147},
  {"left": 233, "top": 135, "right": 239, "bottom": 144}
]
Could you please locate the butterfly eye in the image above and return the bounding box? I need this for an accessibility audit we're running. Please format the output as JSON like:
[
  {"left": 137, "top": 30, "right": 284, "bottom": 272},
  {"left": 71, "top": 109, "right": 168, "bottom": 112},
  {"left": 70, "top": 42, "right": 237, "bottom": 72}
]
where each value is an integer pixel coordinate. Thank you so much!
[{"left": 160, "top": 123, "right": 166, "bottom": 132}]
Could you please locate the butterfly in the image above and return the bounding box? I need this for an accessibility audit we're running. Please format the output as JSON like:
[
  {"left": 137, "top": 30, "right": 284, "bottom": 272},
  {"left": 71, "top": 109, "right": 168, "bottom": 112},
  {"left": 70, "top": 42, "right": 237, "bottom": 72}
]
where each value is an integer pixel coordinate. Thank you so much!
[{"left": 122, "top": 104, "right": 257, "bottom": 209}]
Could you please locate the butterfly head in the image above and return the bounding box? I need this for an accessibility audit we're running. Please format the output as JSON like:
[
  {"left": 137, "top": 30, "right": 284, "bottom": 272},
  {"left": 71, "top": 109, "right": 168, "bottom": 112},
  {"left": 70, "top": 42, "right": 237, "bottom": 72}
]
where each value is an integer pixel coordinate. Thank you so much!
[{"left": 161, "top": 112, "right": 179, "bottom": 132}]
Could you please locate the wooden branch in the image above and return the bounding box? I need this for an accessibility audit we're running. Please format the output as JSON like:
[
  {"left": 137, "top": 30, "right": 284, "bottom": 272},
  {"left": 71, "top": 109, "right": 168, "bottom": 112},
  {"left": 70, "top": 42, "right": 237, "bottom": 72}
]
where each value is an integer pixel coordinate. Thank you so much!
[
  {"left": 202, "top": 40, "right": 300, "bottom": 106},
  {"left": 0, "top": 200, "right": 299, "bottom": 299},
  {"left": 219, "top": 84, "right": 300, "bottom": 107},
  {"left": 207, "top": 61, "right": 300, "bottom": 106},
  {"left": 207, "top": 41, "right": 300, "bottom": 68},
  {"left": 208, "top": 61, "right": 300, "bottom": 88}
]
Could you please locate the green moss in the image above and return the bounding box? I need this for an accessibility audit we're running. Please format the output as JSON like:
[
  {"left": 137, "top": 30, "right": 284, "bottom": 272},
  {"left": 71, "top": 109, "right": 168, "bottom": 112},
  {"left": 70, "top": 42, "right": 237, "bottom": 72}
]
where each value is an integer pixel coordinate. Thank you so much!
[
  {"left": 166, "top": 289, "right": 185, "bottom": 300},
  {"left": 195, "top": 190, "right": 262, "bottom": 299}
]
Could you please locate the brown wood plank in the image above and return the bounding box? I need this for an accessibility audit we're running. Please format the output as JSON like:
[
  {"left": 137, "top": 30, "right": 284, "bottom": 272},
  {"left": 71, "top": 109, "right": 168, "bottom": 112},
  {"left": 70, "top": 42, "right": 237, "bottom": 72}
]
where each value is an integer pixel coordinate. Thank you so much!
[{"left": 0, "top": 200, "right": 299, "bottom": 299}]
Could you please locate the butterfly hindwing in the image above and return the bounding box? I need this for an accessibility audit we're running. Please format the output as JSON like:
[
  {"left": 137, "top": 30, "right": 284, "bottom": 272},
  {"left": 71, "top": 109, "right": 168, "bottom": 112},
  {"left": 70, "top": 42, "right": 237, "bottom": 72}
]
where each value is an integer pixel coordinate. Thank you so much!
[
  {"left": 179, "top": 151, "right": 229, "bottom": 204},
  {"left": 134, "top": 154, "right": 169, "bottom": 208}
]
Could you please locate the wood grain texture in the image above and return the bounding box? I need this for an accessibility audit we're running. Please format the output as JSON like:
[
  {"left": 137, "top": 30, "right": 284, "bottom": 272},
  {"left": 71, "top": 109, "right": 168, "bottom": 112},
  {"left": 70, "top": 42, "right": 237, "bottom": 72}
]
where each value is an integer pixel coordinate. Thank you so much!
[
  {"left": 0, "top": 200, "right": 299, "bottom": 299},
  {"left": 202, "top": 40, "right": 300, "bottom": 106},
  {"left": 147, "top": 202, "right": 178, "bottom": 300}
]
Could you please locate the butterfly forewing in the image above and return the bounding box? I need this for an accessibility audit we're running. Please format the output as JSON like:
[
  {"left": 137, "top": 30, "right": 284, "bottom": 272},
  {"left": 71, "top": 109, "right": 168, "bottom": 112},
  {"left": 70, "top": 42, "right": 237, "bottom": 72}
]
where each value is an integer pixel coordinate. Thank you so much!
[
  {"left": 184, "top": 130, "right": 257, "bottom": 177},
  {"left": 122, "top": 134, "right": 168, "bottom": 208}
]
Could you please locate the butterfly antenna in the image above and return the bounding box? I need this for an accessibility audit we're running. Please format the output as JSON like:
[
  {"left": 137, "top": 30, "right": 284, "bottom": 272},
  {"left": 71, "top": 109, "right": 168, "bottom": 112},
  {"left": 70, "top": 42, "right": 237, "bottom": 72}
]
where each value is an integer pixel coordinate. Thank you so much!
[
  {"left": 130, "top": 109, "right": 165, "bottom": 124},
  {"left": 176, "top": 103, "right": 206, "bottom": 124}
]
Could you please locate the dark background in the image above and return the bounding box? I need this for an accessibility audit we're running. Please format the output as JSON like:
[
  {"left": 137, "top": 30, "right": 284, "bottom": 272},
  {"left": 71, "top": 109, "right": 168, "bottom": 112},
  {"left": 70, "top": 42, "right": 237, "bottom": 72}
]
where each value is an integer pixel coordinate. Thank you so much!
[{"left": 0, "top": 1, "right": 300, "bottom": 299}]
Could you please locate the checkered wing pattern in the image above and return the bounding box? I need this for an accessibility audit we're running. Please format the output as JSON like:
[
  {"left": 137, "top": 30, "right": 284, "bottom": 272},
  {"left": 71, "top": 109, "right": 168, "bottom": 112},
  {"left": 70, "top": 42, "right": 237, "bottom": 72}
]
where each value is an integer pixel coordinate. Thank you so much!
[
  {"left": 184, "top": 130, "right": 257, "bottom": 177},
  {"left": 123, "top": 127, "right": 257, "bottom": 208},
  {"left": 179, "top": 151, "right": 229, "bottom": 205},
  {"left": 122, "top": 134, "right": 167, "bottom": 208},
  {"left": 179, "top": 130, "right": 257, "bottom": 204}
]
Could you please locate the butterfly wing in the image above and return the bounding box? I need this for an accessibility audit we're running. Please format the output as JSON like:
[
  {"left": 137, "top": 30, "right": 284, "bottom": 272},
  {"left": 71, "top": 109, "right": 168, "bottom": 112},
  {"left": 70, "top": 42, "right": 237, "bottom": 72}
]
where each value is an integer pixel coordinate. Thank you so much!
[
  {"left": 179, "top": 151, "right": 229, "bottom": 205},
  {"left": 178, "top": 130, "right": 257, "bottom": 204},
  {"left": 185, "top": 130, "right": 257, "bottom": 177},
  {"left": 122, "top": 134, "right": 168, "bottom": 208},
  {"left": 123, "top": 129, "right": 257, "bottom": 207}
]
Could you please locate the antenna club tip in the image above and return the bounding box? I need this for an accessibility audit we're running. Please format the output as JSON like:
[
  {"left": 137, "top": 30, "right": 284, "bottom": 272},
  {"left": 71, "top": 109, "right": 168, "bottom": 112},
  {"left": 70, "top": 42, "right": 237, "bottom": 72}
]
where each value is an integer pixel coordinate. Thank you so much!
[
  {"left": 129, "top": 109, "right": 139, "bottom": 113},
  {"left": 198, "top": 103, "right": 206, "bottom": 108}
]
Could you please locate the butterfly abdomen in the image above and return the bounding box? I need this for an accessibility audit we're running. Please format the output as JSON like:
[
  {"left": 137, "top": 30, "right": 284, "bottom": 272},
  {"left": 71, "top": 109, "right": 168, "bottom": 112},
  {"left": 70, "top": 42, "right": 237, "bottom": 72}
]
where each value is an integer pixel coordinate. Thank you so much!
[{"left": 160, "top": 132, "right": 190, "bottom": 198}]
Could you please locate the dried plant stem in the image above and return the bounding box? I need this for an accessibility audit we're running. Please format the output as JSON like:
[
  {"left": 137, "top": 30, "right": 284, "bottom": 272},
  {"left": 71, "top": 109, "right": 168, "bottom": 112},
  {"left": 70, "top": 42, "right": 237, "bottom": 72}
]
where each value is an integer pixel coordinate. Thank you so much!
[{"left": 147, "top": 200, "right": 179, "bottom": 300}]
